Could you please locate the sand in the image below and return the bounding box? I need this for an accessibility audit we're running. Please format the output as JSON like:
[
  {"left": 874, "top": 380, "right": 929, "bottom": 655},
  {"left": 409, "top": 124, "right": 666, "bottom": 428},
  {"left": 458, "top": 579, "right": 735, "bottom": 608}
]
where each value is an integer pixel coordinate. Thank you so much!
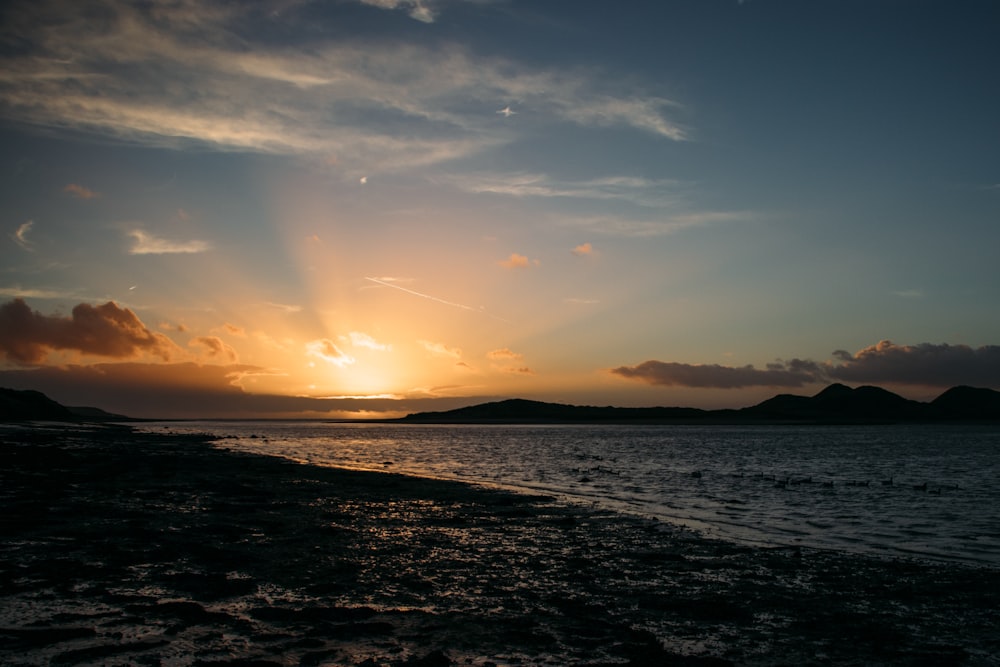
[{"left": 1, "top": 424, "right": 998, "bottom": 666}]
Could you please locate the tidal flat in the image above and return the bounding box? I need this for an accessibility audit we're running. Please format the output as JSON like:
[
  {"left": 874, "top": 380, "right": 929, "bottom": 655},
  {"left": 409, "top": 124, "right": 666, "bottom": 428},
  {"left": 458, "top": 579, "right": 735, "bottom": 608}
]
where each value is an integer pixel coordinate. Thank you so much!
[{"left": 1, "top": 424, "right": 998, "bottom": 666}]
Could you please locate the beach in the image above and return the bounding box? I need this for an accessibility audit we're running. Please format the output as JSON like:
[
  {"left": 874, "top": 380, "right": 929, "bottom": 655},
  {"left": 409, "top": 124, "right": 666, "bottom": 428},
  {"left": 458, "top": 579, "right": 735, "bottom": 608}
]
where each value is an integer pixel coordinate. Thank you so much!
[{"left": 1, "top": 425, "right": 998, "bottom": 666}]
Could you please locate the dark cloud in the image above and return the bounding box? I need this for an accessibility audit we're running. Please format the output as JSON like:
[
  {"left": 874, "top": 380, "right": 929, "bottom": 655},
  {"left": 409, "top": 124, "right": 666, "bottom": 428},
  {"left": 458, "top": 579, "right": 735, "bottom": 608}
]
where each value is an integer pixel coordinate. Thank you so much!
[
  {"left": 612, "top": 340, "right": 1000, "bottom": 390},
  {"left": 610, "top": 360, "right": 817, "bottom": 389},
  {"left": 0, "top": 298, "right": 179, "bottom": 364},
  {"left": 826, "top": 340, "right": 1000, "bottom": 387}
]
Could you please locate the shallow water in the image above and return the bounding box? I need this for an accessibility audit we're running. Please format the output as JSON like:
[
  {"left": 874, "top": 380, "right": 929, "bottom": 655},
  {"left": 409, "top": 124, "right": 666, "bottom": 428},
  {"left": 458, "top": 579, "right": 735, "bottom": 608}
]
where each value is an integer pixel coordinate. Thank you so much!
[{"left": 138, "top": 422, "right": 1000, "bottom": 566}]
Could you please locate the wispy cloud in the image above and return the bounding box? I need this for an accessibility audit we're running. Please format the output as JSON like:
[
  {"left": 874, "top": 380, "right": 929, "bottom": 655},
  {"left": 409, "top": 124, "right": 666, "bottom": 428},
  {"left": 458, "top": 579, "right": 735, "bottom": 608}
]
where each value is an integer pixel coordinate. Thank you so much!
[
  {"left": 360, "top": 0, "right": 436, "bottom": 23},
  {"left": 11, "top": 220, "right": 34, "bottom": 251},
  {"left": 0, "top": 285, "right": 83, "bottom": 300},
  {"left": 571, "top": 242, "right": 594, "bottom": 256},
  {"left": 190, "top": 335, "right": 239, "bottom": 362},
  {"left": 420, "top": 340, "right": 463, "bottom": 359},
  {"left": 306, "top": 338, "right": 356, "bottom": 368},
  {"left": 557, "top": 211, "right": 750, "bottom": 238},
  {"left": 0, "top": 1, "right": 685, "bottom": 176},
  {"left": 64, "top": 183, "right": 99, "bottom": 199},
  {"left": 441, "top": 173, "right": 685, "bottom": 207},
  {"left": 346, "top": 331, "right": 391, "bottom": 351},
  {"left": 127, "top": 230, "right": 210, "bottom": 255},
  {"left": 487, "top": 347, "right": 534, "bottom": 375}
]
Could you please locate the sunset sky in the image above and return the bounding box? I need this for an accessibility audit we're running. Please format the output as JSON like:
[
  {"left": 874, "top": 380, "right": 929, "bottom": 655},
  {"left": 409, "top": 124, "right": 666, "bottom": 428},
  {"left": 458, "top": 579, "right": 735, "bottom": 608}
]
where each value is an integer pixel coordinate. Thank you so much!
[{"left": 2, "top": 0, "right": 999, "bottom": 418}]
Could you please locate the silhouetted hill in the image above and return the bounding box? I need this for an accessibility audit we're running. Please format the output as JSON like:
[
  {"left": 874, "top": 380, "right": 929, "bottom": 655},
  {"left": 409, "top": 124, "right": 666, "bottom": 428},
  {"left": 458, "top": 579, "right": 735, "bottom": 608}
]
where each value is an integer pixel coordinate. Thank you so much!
[
  {"left": 930, "top": 386, "right": 1000, "bottom": 420},
  {"left": 402, "top": 385, "right": 1000, "bottom": 424},
  {"left": 0, "top": 388, "right": 76, "bottom": 421},
  {"left": 740, "top": 383, "right": 926, "bottom": 422},
  {"left": 401, "top": 398, "right": 712, "bottom": 423},
  {"left": 0, "top": 387, "right": 130, "bottom": 422}
]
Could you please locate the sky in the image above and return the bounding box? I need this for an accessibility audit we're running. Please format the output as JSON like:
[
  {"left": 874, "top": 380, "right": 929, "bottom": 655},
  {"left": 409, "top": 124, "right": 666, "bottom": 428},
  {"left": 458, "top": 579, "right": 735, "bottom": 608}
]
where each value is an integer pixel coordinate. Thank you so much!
[{"left": 2, "top": 0, "right": 999, "bottom": 419}]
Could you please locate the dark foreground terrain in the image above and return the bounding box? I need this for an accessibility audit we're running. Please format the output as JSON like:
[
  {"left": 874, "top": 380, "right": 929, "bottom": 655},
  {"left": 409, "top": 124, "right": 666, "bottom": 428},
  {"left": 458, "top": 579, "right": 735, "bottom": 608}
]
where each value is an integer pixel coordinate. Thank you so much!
[{"left": 1, "top": 424, "right": 998, "bottom": 666}]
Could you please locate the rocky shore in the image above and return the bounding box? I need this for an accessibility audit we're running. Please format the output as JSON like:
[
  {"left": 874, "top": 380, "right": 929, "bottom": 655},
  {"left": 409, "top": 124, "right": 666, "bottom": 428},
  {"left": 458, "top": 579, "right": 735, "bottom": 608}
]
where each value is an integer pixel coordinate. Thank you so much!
[{"left": 1, "top": 424, "right": 998, "bottom": 666}]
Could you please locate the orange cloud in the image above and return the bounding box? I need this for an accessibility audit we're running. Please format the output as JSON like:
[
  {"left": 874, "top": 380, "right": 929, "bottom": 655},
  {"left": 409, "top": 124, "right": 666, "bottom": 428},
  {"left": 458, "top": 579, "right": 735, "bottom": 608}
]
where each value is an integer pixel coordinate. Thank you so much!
[
  {"left": 487, "top": 348, "right": 534, "bottom": 375},
  {"left": 487, "top": 347, "right": 522, "bottom": 361},
  {"left": 420, "top": 340, "right": 462, "bottom": 359},
  {"left": 64, "top": 183, "right": 99, "bottom": 199},
  {"left": 306, "top": 338, "right": 355, "bottom": 367},
  {"left": 222, "top": 323, "right": 246, "bottom": 336},
  {"left": 190, "top": 335, "right": 239, "bottom": 362},
  {"left": 498, "top": 253, "right": 537, "bottom": 269},
  {"left": 572, "top": 242, "right": 594, "bottom": 256},
  {"left": 0, "top": 298, "right": 179, "bottom": 364}
]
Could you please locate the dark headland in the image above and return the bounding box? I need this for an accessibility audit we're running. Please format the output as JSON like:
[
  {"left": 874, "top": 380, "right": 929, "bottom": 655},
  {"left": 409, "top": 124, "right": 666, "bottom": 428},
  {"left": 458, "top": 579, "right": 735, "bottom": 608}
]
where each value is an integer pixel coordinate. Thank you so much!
[{"left": 400, "top": 384, "right": 1000, "bottom": 424}]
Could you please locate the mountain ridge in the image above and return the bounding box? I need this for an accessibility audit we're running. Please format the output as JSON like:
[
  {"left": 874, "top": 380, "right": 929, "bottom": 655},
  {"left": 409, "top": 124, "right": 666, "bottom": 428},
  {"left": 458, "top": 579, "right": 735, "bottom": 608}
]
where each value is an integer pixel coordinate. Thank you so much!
[{"left": 401, "top": 384, "right": 1000, "bottom": 424}]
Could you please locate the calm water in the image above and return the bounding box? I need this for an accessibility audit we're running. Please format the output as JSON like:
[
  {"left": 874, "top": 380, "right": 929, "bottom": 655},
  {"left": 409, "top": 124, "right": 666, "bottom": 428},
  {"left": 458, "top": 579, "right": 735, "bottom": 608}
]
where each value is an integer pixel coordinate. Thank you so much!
[{"left": 139, "top": 422, "right": 1000, "bottom": 566}]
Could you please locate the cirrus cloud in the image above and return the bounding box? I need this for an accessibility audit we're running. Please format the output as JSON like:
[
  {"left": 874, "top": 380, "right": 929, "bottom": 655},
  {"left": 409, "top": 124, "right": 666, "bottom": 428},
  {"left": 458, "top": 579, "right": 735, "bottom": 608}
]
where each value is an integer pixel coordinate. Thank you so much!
[{"left": 127, "top": 230, "right": 210, "bottom": 255}]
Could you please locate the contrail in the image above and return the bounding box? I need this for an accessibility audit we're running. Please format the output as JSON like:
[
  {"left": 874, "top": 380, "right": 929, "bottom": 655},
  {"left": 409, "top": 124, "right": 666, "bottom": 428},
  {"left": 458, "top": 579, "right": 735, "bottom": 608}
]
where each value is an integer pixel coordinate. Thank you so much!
[{"left": 364, "top": 277, "right": 508, "bottom": 322}]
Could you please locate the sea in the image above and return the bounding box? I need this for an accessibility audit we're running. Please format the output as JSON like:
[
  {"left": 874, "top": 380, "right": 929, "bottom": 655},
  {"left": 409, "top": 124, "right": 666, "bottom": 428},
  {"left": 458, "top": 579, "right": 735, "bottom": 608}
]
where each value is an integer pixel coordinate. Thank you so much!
[{"left": 136, "top": 421, "right": 1000, "bottom": 567}]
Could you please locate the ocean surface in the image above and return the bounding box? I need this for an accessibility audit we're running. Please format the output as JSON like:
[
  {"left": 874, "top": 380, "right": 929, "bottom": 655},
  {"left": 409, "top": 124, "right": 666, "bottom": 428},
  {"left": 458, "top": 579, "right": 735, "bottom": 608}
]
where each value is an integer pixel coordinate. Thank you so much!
[{"left": 137, "top": 422, "right": 1000, "bottom": 566}]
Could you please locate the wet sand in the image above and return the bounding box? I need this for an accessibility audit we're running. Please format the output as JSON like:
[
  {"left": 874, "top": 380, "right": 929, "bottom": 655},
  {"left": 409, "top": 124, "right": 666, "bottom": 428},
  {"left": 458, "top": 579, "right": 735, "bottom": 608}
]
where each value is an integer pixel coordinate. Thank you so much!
[{"left": 1, "top": 425, "right": 998, "bottom": 666}]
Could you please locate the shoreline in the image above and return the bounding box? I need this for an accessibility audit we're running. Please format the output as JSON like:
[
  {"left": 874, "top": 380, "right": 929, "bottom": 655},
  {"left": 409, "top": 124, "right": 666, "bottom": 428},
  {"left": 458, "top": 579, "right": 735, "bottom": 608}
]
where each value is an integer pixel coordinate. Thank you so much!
[{"left": 2, "top": 424, "right": 998, "bottom": 666}]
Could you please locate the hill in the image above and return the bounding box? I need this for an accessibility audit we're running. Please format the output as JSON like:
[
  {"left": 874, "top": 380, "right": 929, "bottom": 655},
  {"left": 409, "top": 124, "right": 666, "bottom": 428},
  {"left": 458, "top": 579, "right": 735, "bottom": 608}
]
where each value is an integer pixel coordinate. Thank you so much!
[
  {"left": 402, "top": 384, "right": 1000, "bottom": 424},
  {"left": 0, "top": 388, "right": 130, "bottom": 422}
]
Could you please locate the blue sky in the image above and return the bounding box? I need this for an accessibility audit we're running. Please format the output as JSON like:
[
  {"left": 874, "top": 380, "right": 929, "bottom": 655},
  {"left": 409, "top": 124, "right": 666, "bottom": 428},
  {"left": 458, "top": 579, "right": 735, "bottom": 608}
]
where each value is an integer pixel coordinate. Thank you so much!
[{"left": 1, "top": 0, "right": 999, "bottom": 418}]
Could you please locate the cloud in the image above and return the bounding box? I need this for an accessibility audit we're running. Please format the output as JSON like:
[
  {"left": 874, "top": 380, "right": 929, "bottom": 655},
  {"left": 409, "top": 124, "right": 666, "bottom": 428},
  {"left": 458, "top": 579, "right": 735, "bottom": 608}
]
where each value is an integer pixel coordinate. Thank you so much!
[
  {"left": 612, "top": 340, "right": 1000, "bottom": 390},
  {"left": 487, "top": 346, "right": 535, "bottom": 375},
  {"left": 128, "top": 230, "right": 210, "bottom": 255},
  {"left": 420, "top": 340, "right": 462, "bottom": 359},
  {"left": 346, "top": 331, "right": 390, "bottom": 351},
  {"left": 560, "top": 211, "right": 751, "bottom": 238},
  {"left": 0, "top": 285, "right": 83, "bottom": 300},
  {"left": 0, "top": 1, "right": 684, "bottom": 177},
  {"left": 825, "top": 340, "right": 1000, "bottom": 388},
  {"left": 222, "top": 323, "right": 246, "bottom": 336},
  {"left": 610, "top": 360, "right": 820, "bottom": 389},
  {"left": 442, "top": 173, "right": 684, "bottom": 207},
  {"left": 306, "top": 338, "right": 356, "bottom": 367},
  {"left": 571, "top": 242, "right": 594, "bottom": 256},
  {"left": 487, "top": 348, "right": 523, "bottom": 361},
  {"left": 360, "top": 0, "right": 436, "bottom": 23},
  {"left": 0, "top": 298, "right": 179, "bottom": 364},
  {"left": 190, "top": 335, "right": 238, "bottom": 362},
  {"left": 63, "top": 183, "right": 99, "bottom": 199},
  {"left": 12, "top": 221, "right": 34, "bottom": 251},
  {"left": 498, "top": 253, "right": 536, "bottom": 269}
]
